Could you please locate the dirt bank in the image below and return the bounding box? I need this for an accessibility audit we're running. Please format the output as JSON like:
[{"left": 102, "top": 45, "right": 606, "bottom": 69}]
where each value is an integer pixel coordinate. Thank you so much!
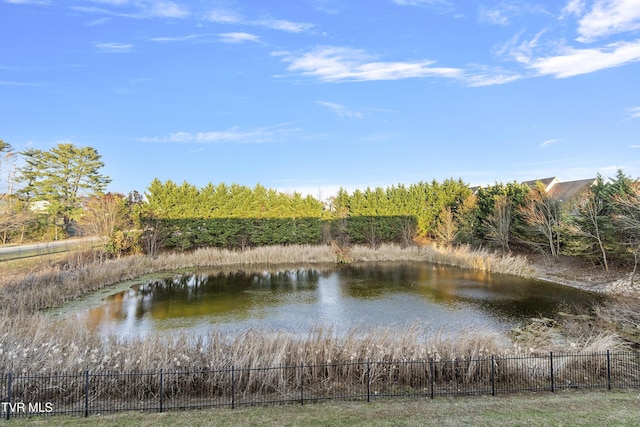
[{"left": 526, "top": 253, "right": 640, "bottom": 298}]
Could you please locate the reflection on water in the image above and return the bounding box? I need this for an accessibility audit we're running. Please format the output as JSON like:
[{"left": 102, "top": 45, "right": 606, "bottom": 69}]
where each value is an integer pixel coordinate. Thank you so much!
[{"left": 74, "top": 262, "right": 602, "bottom": 337}]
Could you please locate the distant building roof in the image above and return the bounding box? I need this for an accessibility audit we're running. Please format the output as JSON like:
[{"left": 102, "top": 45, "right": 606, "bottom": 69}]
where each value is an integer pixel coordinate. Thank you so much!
[
  {"left": 547, "top": 178, "right": 596, "bottom": 202},
  {"left": 522, "top": 177, "right": 559, "bottom": 192},
  {"left": 469, "top": 176, "right": 596, "bottom": 203},
  {"left": 468, "top": 186, "right": 480, "bottom": 196}
]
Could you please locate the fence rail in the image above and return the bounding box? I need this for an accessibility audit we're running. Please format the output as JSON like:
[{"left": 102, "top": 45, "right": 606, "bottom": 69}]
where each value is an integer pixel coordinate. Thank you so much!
[{"left": 1, "top": 350, "right": 639, "bottom": 419}]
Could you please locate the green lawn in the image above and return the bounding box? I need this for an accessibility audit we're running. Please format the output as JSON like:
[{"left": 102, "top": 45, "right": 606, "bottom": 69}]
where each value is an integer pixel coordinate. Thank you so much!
[{"left": 8, "top": 391, "right": 640, "bottom": 427}]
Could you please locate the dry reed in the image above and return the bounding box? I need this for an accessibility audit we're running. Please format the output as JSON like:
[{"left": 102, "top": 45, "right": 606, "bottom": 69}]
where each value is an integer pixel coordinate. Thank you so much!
[
  {"left": 0, "top": 313, "right": 511, "bottom": 375},
  {"left": 1, "top": 313, "right": 631, "bottom": 401}
]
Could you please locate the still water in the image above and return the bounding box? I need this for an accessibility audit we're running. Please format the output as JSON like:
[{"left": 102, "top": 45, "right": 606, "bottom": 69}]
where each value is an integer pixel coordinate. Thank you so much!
[{"left": 68, "top": 262, "right": 602, "bottom": 337}]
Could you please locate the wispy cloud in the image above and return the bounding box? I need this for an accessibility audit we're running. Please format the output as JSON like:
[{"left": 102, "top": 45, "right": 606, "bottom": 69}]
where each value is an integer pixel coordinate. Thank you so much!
[
  {"left": 461, "top": 62, "right": 524, "bottom": 86},
  {"left": 218, "top": 32, "right": 260, "bottom": 44},
  {"left": 206, "top": 8, "right": 241, "bottom": 24},
  {"left": 310, "top": 0, "right": 344, "bottom": 14},
  {"left": 528, "top": 39, "right": 640, "bottom": 77},
  {"left": 627, "top": 106, "right": 640, "bottom": 119},
  {"left": 149, "top": 1, "right": 189, "bottom": 18},
  {"left": 73, "top": 1, "right": 189, "bottom": 19},
  {"left": 391, "top": 0, "right": 455, "bottom": 12},
  {"left": 317, "top": 101, "right": 364, "bottom": 119},
  {"left": 574, "top": 0, "right": 640, "bottom": 43},
  {"left": 479, "top": 2, "right": 548, "bottom": 26},
  {"left": 540, "top": 138, "right": 559, "bottom": 148},
  {"left": 278, "top": 46, "right": 462, "bottom": 82},
  {"left": 561, "top": 0, "right": 586, "bottom": 18},
  {"left": 0, "top": 80, "right": 40, "bottom": 86},
  {"left": 5, "top": 0, "right": 50, "bottom": 4},
  {"left": 495, "top": 29, "right": 547, "bottom": 65},
  {"left": 149, "top": 32, "right": 260, "bottom": 44},
  {"left": 149, "top": 34, "right": 204, "bottom": 43},
  {"left": 206, "top": 8, "right": 313, "bottom": 33},
  {"left": 139, "top": 124, "right": 300, "bottom": 144},
  {"left": 95, "top": 42, "right": 134, "bottom": 52}
]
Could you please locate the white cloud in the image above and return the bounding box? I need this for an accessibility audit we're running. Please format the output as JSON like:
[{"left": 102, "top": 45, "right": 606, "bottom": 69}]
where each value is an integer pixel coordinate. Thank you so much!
[
  {"left": 88, "top": 0, "right": 129, "bottom": 5},
  {"left": 73, "top": 1, "right": 188, "bottom": 19},
  {"left": 391, "top": 0, "right": 454, "bottom": 11},
  {"left": 561, "top": 0, "right": 586, "bottom": 17},
  {"left": 392, "top": 0, "right": 448, "bottom": 5},
  {"left": 529, "top": 39, "right": 640, "bottom": 77},
  {"left": 575, "top": 0, "right": 640, "bottom": 43},
  {"left": 279, "top": 46, "right": 462, "bottom": 82},
  {"left": 0, "top": 80, "right": 38, "bottom": 86},
  {"left": 206, "top": 8, "right": 241, "bottom": 24},
  {"left": 495, "top": 30, "right": 547, "bottom": 65},
  {"left": 464, "top": 71, "right": 522, "bottom": 86},
  {"left": 95, "top": 42, "right": 134, "bottom": 52},
  {"left": 149, "top": 34, "right": 203, "bottom": 42},
  {"left": 206, "top": 8, "right": 313, "bottom": 33},
  {"left": 5, "top": 0, "right": 50, "bottom": 4},
  {"left": 140, "top": 125, "right": 300, "bottom": 144},
  {"left": 479, "top": 2, "right": 549, "bottom": 26},
  {"left": 540, "top": 138, "right": 559, "bottom": 148},
  {"left": 261, "top": 19, "right": 313, "bottom": 33},
  {"left": 479, "top": 6, "right": 510, "bottom": 25},
  {"left": 149, "top": 1, "right": 188, "bottom": 18},
  {"left": 218, "top": 32, "right": 260, "bottom": 44},
  {"left": 627, "top": 106, "right": 640, "bottom": 119},
  {"left": 317, "top": 101, "right": 364, "bottom": 119}
]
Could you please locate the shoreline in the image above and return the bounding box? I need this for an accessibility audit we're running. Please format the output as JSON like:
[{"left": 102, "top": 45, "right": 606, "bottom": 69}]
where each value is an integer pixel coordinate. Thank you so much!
[{"left": 524, "top": 253, "right": 640, "bottom": 298}]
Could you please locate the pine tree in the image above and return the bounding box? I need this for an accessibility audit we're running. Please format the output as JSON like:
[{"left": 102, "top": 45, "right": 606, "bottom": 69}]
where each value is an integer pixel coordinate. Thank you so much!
[{"left": 17, "top": 143, "right": 110, "bottom": 236}]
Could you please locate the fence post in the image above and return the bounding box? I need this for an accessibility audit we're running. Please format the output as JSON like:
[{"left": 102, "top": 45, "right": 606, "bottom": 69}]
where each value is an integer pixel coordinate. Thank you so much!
[
  {"left": 549, "top": 353, "right": 554, "bottom": 393},
  {"left": 300, "top": 362, "right": 304, "bottom": 406},
  {"left": 606, "top": 350, "right": 612, "bottom": 390},
  {"left": 429, "top": 357, "right": 434, "bottom": 400},
  {"left": 491, "top": 356, "right": 495, "bottom": 397},
  {"left": 231, "top": 366, "right": 235, "bottom": 410},
  {"left": 84, "top": 370, "right": 90, "bottom": 417},
  {"left": 366, "top": 359, "right": 371, "bottom": 403},
  {"left": 6, "top": 372, "right": 12, "bottom": 420},
  {"left": 159, "top": 369, "right": 163, "bottom": 413}
]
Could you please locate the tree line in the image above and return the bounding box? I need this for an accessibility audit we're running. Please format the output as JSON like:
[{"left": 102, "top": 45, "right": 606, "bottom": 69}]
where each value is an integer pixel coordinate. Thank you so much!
[{"left": 1, "top": 140, "right": 639, "bottom": 277}]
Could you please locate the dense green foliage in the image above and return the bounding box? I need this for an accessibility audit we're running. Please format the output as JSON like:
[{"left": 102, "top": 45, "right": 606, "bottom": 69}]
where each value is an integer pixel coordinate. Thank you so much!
[
  {"left": 143, "top": 180, "right": 325, "bottom": 250},
  {"left": 17, "top": 143, "right": 110, "bottom": 236},
  {"left": 142, "top": 178, "right": 470, "bottom": 250}
]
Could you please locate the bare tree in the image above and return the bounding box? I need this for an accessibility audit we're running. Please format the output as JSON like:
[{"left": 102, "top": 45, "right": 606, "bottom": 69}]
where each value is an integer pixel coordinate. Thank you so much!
[
  {"left": 0, "top": 140, "right": 15, "bottom": 201},
  {"left": 0, "top": 198, "right": 36, "bottom": 244},
  {"left": 484, "top": 194, "right": 512, "bottom": 253},
  {"left": 81, "top": 193, "right": 138, "bottom": 257},
  {"left": 518, "top": 184, "right": 563, "bottom": 260},
  {"left": 141, "top": 217, "right": 165, "bottom": 258},
  {"left": 432, "top": 206, "right": 458, "bottom": 247},
  {"left": 81, "top": 193, "right": 128, "bottom": 239},
  {"left": 612, "top": 182, "right": 640, "bottom": 285},
  {"left": 395, "top": 216, "right": 417, "bottom": 247},
  {"left": 572, "top": 190, "right": 610, "bottom": 271}
]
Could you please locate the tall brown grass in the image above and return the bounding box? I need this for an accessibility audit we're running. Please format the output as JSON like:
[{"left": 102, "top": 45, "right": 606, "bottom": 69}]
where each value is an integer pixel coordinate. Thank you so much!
[{"left": 0, "top": 312, "right": 520, "bottom": 374}]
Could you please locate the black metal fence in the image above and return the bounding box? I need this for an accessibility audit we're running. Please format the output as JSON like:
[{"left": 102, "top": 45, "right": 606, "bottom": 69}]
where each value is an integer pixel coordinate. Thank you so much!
[{"left": 1, "top": 351, "right": 639, "bottom": 419}]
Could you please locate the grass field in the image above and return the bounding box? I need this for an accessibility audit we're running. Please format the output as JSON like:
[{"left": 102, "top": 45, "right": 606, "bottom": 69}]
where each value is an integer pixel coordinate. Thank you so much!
[{"left": 9, "top": 391, "right": 640, "bottom": 426}]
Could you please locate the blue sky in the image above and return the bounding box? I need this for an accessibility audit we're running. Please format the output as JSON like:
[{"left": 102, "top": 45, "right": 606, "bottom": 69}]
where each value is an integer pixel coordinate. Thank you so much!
[{"left": 1, "top": 0, "right": 639, "bottom": 199}]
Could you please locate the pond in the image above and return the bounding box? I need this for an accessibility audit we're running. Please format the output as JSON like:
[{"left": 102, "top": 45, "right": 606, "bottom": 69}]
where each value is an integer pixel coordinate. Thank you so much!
[{"left": 61, "top": 261, "right": 603, "bottom": 338}]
